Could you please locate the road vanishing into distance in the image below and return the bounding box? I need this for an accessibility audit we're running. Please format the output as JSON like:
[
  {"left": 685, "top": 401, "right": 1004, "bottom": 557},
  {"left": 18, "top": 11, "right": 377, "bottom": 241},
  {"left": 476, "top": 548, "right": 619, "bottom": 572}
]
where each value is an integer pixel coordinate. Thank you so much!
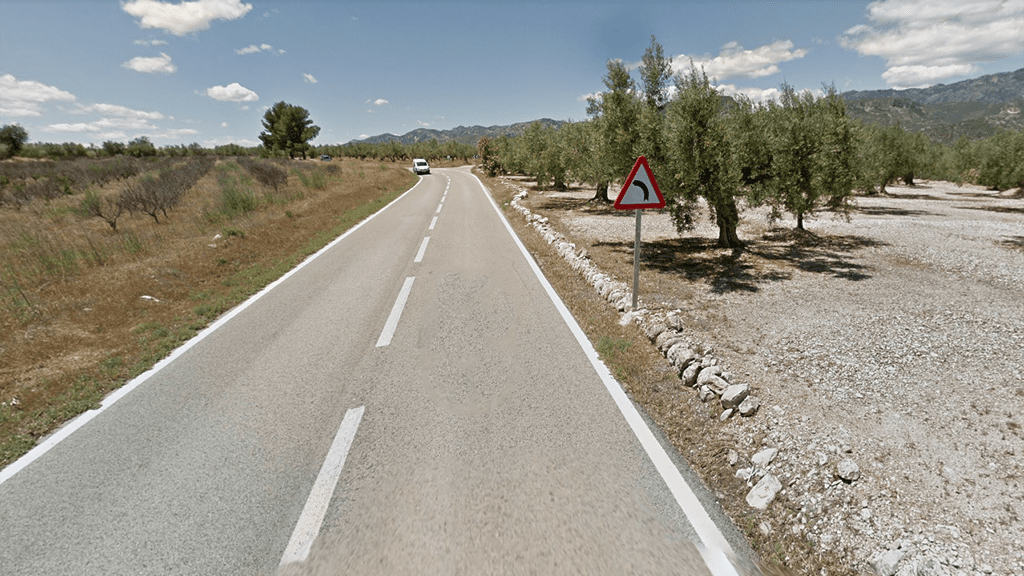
[{"left": 0, "top": 168, "right": 753, "bottom": 575}]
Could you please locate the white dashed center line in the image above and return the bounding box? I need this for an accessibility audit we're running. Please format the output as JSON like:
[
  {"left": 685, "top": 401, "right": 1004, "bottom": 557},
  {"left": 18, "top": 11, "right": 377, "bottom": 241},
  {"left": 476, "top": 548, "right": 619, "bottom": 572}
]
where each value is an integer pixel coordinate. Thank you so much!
[
  {"left": 375, "top": 276, "right": 415, "bottom": 347},
  {"left": 280, "top": 405, "right": 365, "bottom": 565},
  {"left": 414, "top": 237, "right": 430, "bottom": 263}
]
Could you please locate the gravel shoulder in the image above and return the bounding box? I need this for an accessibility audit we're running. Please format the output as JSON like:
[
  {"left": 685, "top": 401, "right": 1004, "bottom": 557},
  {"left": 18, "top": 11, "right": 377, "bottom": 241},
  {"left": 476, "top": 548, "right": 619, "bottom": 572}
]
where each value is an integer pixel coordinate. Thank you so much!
[{"left": 507, "top": 177, "right": 1024, "bottom": 576}]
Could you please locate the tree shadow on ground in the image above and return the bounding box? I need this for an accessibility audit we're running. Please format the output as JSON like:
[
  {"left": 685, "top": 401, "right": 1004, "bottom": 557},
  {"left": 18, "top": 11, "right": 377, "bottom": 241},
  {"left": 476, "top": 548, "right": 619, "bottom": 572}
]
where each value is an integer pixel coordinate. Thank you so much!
[
  {"left": 535, "top": 196, "right": 633, "bottom": 216},
  {"left": 961, "top": 205, "right": 1024, "bottom": 215},
  {"left": 998, "top": 236, "right": 1024, "bottom": 253},
  {"left": 875, "top": 192, "right": 949, "bottom": 201},
  {"left": 593, "top": 228, "right": 885, "bottom": 294},
  {"left": 855, "top": 206, "right": 939, "bottom": 217},
  {"left": 751, "top": 229, "right": 885, "bottom": 282}
]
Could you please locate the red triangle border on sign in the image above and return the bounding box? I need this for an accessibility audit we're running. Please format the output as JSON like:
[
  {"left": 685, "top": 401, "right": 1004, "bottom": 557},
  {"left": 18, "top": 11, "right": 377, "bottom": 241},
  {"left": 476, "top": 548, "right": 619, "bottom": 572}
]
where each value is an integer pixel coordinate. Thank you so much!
[{"left": 614, "top": 156, "right": 665, "bottom": 210}]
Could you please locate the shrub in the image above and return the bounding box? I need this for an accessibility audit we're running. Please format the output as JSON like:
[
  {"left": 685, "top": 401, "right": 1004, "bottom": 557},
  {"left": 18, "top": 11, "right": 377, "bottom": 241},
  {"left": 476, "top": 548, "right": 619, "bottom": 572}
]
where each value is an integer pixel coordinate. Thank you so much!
[{"left": 237, "top": 156, "right": 288, "bottom": 193}]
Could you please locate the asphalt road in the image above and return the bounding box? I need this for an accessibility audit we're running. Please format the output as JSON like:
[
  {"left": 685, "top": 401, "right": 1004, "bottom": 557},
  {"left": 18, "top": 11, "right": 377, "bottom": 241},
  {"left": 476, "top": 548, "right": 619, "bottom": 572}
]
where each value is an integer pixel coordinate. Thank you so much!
[{"left": 0, "top": 168, "right": 751, "bottom": 575}]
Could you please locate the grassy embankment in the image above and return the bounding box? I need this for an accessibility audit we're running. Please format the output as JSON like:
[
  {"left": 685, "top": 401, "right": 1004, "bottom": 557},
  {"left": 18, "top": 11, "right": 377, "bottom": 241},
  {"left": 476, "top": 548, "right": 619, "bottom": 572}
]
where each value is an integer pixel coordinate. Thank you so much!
[{"left": 0, "top": 156, "right": 417, "bottom": 469}]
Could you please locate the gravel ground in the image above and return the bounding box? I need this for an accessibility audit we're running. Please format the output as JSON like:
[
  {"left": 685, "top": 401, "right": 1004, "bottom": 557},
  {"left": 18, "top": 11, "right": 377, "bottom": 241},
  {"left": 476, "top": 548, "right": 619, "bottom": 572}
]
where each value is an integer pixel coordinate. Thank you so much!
[{"left": 538, "top": 180, "right": 1024, "bottom": 575}]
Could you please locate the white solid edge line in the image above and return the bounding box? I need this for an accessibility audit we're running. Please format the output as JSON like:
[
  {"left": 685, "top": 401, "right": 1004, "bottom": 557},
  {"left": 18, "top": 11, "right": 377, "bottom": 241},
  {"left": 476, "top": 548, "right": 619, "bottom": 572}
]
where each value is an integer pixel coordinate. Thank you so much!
[
  {"left": 698, "top": 545, "right": 743, "bottom": 576},
  {"left": 414, "top": 236, "right": 430, "bottom": 263},
  {"left": 469, "top": 171, "right": 738, "bottom": 560},
  {"left": 280, "top": 405, "right": 365, "bottom": 566},
  {"left": 375, "top": 276, "right": 415, "bottom": 347},
  {"left": 0, "top": 178, "right": 426, "bottom": 486}
]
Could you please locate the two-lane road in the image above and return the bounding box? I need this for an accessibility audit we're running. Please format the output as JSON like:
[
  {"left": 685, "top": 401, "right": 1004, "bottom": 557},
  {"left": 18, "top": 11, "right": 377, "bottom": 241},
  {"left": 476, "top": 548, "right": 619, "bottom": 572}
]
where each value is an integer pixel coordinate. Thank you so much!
[{"left": 0, "top": 168, "right": 749, "bottom": 575}]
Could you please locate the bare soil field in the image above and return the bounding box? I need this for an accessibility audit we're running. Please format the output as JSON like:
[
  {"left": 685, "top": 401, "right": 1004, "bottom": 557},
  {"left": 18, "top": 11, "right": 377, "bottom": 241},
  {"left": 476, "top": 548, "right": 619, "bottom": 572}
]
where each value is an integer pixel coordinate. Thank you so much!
[{"left": 486, "top": 172, "right": 1023, "bottom": 576}]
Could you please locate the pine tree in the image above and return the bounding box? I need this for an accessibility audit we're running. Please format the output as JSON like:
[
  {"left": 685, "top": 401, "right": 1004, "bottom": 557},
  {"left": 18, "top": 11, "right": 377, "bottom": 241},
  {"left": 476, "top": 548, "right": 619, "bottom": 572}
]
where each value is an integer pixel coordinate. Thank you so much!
[{"left": 259, "top": 102, "right": 321, "bottom": 159}]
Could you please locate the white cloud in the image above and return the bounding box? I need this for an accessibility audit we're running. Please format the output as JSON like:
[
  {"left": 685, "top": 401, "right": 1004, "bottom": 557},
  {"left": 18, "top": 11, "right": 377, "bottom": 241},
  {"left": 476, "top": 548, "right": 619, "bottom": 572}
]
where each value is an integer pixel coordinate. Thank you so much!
[
  {"left": 839, "top": 0, "right": 1024, "bottom": 87},
  {"left": 79, "top": 103, "right": 168, "bottom": 121},
  {"left": 133, "top": 39, "right": 168, "bottom": 46},
  {"left": 673, "top": 40, "right": 808, "bottom": 80},
  {"left": 221, "top": 121, "right": 228, "bottom": 128},
  {"left": 715, "top": 84, "right": 783, "bottom": 104},
  {"left": 44, "top": 117, "right": 159, "bottom": 133},
  {"left": 122, "top": 0, "right": 253, "bottom": 36},
  {"left": 358, "top": 134, "right": 369, "bottom": 139},
  {"left": 205, "top": 82, "right": 259, "bottom": 102},
  {"left": 303, "top": 73, "right": 318, "bottom": 84},
  {"left": 0, "top": 74, "right": 76, "bottom": 117},
  {"left": 235, "top": 43, "right": 274, "bottom": 55},
  {"left": 45, "top": 123, "right": 100, "bottom": 133},
  {"left": 417, "top": 120, "right": 430, "bottom": 127},
  {"left": 122, "top": 52, "right": 177, "bottom": 74},
  {"left": 160, "top": 128, "right": 199, "bottom": 138},
  {"left": 201, "top": 136, "right": 259, "bottom": 147},
  {"left": 374, "top": 98, "right": 388, "bottom": 106}
]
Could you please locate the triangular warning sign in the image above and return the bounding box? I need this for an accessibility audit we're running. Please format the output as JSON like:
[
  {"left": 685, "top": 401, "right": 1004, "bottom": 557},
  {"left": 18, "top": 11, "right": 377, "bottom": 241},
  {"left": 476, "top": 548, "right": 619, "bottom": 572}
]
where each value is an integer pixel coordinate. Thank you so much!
[{"left": 614, "top": 156, "right": 665, "bottom": 210}]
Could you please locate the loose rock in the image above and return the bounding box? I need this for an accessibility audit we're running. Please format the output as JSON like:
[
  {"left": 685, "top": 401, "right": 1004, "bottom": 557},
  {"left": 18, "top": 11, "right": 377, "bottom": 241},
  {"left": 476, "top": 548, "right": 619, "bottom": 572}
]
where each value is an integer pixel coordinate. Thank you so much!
[
  {"left": 702, "top": 374, "right": 730, "bottom": 395},
  {"left": 752, "top": 447, "right": 779, "bottom": 468},
  {"left": 645, "top": 323, "right": 667, "bottom": 342},
  {"left": 746, "top": 474, "right": 782, "bottom": 510},
  {"left": 720, "top": 384, "right": 750, "bottom": 409},
  {"left": 738, "top": 395, "right": 761, "bottom": 416},
  {"left": 870, "top": 549, "right": 905, "bottom": 576},
  {"left": 836, "top": 457, "right": 861, "bottom": 483},
  {"left": 682, "top": 363, "right": 701, "bottom": 387},
  {"left": 698, "top": 386, "right": 715, "bottom": 402}
]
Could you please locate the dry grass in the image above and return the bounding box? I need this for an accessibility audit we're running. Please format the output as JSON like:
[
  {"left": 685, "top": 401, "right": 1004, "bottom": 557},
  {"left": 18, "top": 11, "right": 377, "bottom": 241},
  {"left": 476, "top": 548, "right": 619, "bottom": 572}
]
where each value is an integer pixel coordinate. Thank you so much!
[
  {"left": 480, "top": 172, "right": 853, "bottom": 576},
  {"left": 0, "top": 157, "right": 417, "bottom": 468}
]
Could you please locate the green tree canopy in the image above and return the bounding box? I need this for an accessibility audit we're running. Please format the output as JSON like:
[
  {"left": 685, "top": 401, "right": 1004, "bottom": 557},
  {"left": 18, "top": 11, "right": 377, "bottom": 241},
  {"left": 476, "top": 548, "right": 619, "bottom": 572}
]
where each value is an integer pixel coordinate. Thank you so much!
[
  {"left": 259, "top": 102, "right": 321, "bottom": 159},
  {"left": 664, "top": 62, "right": 743, "bottom": 248},
  {"left": 587, "top": 58, "right": 641, "bottom": 202},
  {"left": 757, "top": 83, "right": 857, "bottom": 230},
  {"left": 0, "top": 123, "right": 29, "bottom": 158}
]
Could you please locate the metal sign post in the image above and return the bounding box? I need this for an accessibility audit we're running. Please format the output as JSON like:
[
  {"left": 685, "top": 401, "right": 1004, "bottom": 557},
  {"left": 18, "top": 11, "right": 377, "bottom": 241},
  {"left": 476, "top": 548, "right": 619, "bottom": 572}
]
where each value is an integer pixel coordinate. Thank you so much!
[
  {"left": 614, "top": 156, "right": 665, "bottom": 311},
  {"left": 632, "top": 210, "right": 642, "bottom": 309}
]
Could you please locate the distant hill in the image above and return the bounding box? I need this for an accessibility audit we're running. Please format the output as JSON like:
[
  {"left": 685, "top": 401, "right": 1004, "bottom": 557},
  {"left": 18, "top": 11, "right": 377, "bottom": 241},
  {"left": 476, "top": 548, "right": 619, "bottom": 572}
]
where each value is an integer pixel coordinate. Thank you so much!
[
  {"left": 841, "top": 68, "right": 1024, "bottom": 105},
  {"left": 840, "top": 68, "right": 1024, "bottom": 142},
  {"left": 349, "top": 118, "right": 566, "bottom": 146},
  {"left": 345, "top": 70, "right": 1022, "bottom": 148}
]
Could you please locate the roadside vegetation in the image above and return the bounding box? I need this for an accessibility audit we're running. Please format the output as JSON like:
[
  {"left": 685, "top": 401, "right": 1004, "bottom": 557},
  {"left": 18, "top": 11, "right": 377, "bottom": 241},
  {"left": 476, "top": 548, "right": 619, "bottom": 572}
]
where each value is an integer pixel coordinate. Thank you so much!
[{"left": 0, "top": 150, "right": 419, "bottom": 469}]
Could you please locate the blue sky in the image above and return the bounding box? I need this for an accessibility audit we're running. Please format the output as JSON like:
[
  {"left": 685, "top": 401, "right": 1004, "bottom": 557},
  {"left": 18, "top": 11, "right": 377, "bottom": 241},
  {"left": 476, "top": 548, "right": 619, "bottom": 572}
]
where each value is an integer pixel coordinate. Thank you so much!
[{"left": 2, "top": 0, "right": 1022, "bottom": 147}]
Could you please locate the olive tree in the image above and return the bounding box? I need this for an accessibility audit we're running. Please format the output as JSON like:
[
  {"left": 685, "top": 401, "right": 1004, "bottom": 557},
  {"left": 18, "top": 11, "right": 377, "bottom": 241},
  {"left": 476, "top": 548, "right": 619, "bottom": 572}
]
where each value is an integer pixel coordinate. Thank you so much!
[
  {"left": 636, "top": 36, "right": 675, "bottom": 201},
  {"left": 664, "top": 63, "right": 743, "bottom": 248},
  {"left": 586, "top": 59, "right": 640, "bottom": 202}
]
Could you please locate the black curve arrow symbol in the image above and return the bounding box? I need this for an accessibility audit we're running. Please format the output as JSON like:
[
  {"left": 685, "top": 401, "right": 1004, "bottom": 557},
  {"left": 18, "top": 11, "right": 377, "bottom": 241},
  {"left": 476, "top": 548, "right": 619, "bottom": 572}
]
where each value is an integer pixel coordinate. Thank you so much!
[{"left": 632, "top": 180, "right": 649, "bottom": 201}]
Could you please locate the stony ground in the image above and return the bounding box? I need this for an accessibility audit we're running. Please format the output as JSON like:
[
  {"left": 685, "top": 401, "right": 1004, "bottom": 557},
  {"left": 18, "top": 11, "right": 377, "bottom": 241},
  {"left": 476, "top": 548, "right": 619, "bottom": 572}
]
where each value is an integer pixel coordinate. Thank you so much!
[{"left": 507, "top": 177, "right": 1024, "bottom": 576}]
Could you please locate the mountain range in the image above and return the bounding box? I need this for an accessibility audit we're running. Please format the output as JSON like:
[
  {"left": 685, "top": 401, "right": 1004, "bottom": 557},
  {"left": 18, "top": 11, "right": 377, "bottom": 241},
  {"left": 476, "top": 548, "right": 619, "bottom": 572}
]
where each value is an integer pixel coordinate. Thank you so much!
[
  {"left": 349, "top": 118, "right": 566, "bottom": 146},
  {"left": 839, "top": 68, "right": 1023, "bottom": 142},
  {"left": 349, "top": 68, "right": 1023, "bottom": 146}
]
